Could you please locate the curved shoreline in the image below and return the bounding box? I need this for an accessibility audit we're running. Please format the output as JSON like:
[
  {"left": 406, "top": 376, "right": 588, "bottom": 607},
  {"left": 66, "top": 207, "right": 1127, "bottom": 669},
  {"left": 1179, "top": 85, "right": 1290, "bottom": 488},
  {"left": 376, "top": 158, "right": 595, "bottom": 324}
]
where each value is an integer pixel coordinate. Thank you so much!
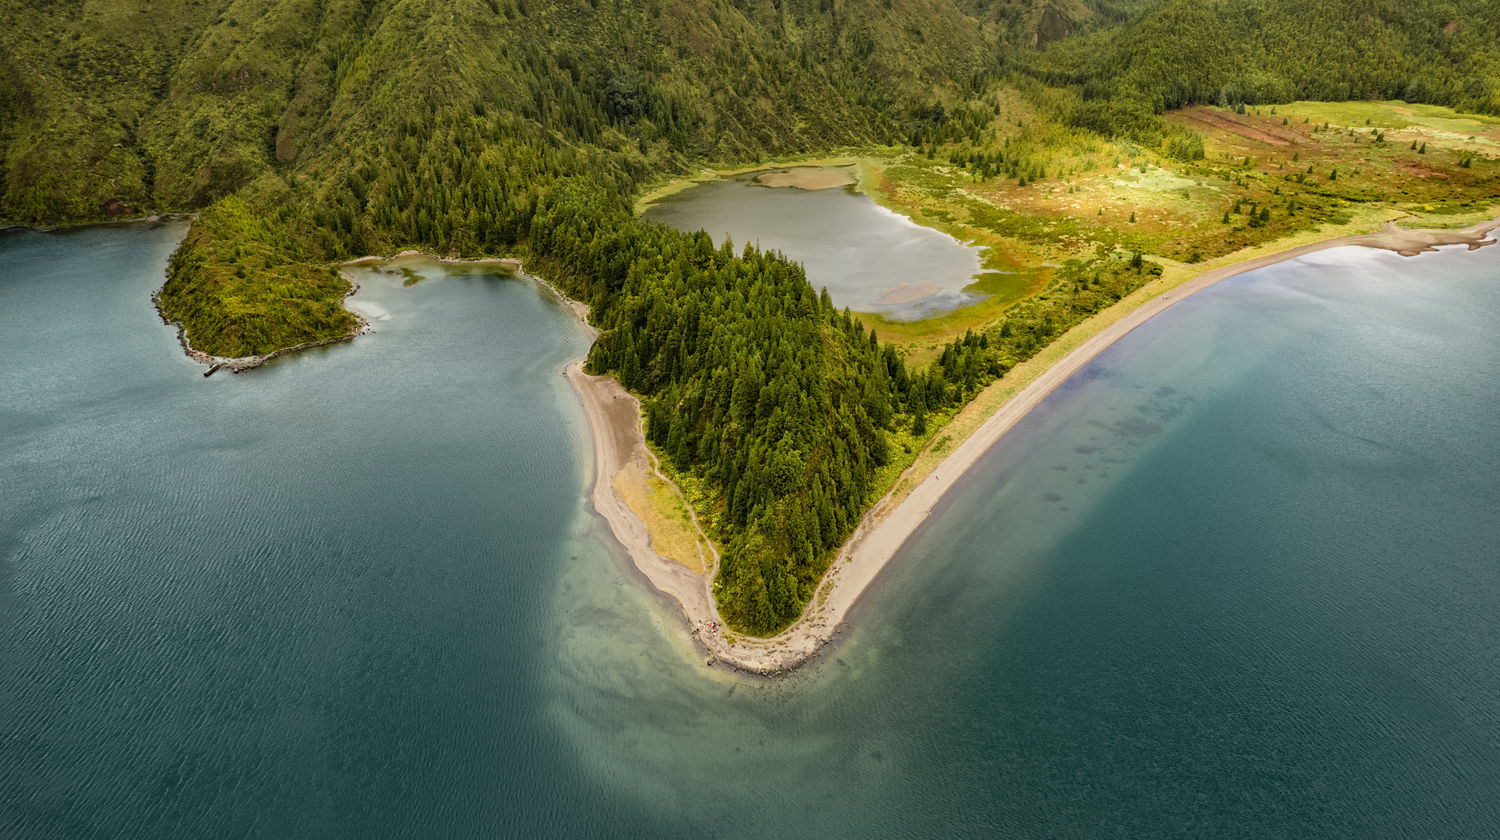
[
  {"left": 570, "top": 214, "right": 1500, "bottom": 676},
  {"left": 157, "top": 281, "right": 371, "bottom": 377},
  {"left": 805, "top": 216, "right": 1500, "bottom": 662},
  {"left": 150, "top": 226, "right": 1500, "bottom": 674},
  {"left": 633, "top": 155, "right": 874, "bottom": 214},
  {"left": 164, "top": 249, "right": 545, "bottom": 375},
  {"left": 1, "top": 211, "right": 200, "bottom": 235}
]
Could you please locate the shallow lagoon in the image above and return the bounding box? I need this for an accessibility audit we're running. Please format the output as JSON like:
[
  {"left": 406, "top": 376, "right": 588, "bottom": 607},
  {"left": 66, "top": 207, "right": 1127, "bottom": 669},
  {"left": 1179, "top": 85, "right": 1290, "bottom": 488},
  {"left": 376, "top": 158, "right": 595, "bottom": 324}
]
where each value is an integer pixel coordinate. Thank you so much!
[
  {"left": 3, "top": 224, "right": 1498, "bottom": 837},
  {"left": 642, "top": 166, "right": 997, "bottom": 320}
]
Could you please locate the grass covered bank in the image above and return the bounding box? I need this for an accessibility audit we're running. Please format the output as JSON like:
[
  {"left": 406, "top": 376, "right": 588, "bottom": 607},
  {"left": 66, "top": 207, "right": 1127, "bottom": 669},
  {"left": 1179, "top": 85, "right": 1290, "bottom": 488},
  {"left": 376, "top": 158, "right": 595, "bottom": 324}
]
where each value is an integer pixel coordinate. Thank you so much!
[{"left": 157, "top": 194, "right": 356, "bottom": 359}]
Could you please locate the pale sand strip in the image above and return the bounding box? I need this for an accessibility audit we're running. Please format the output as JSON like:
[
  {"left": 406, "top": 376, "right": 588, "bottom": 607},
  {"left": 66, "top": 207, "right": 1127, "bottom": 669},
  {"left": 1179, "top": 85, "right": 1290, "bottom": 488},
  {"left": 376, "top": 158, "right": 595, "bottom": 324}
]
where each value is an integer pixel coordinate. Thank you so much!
[
  {"left": 778, "top": 216, "right": 1500, "bottom": 667},
  {"left": 566, "top": 215, "right": 1500, "bottom": 675},
  {"left": 568, "top": 361, "right": 840, "bottom": 674},
  {"left": 174, "top": 250, "right": 537, "bottom": 375}
]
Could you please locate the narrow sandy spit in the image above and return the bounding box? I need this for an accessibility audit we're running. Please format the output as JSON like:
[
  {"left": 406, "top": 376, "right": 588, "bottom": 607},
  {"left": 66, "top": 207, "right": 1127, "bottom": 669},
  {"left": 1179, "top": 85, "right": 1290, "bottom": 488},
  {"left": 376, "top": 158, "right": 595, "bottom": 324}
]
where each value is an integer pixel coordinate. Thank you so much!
[
  {"left": 568, "top": 365, "right": 778, "bottom": 672},
  {"left": 566, "top": 214, "right": 1500, "bottom": 675}
]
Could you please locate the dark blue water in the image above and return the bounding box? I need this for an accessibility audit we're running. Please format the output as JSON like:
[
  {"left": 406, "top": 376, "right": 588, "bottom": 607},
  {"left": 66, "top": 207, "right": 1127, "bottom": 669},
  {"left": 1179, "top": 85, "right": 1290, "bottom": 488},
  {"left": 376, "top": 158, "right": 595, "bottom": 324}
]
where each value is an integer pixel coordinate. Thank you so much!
[{"left": 3, "top": 225, "right": 1497, "bottom": 838}]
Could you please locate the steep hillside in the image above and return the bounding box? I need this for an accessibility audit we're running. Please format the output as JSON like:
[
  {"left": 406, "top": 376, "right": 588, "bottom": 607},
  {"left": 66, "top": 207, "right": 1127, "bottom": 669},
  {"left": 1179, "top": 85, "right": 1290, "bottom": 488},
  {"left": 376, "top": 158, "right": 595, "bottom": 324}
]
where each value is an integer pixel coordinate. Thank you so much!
[
  {"left": 959, "top": 0, "right": 1163, "bottom": 45},
  {"left": 1028, "top": 0, "right": 1500, "bottom": 122},
  {"left": 0, "top": 0, "right": 1001, "bottom": 226},
  {"left": 0, "top": 0, "right": 232, "bottom": 220}
]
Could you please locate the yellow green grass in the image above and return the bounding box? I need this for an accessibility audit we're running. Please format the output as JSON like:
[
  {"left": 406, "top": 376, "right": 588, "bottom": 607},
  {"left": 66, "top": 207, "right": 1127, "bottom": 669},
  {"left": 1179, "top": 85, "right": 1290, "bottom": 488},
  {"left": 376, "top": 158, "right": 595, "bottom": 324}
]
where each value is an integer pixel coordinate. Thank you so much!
[
  {"left": 871, "top": 99, "right": 1498, "bottom": 354},
  {"left": 1393, "top": 203, "right": 1500, "bottom": 228},
  {"left": 626, "top": 97, "right": 1499, "bottom": 637},
  {"left": 635, "top": 100, "right": 1499, "bottom": 373},
  {"left": 881, "top": 202, "right": 1417, "bottom": 511},
  {"left": 632, "top": 151, "right": 897, "bottom": 215},
  {"left": 612, "top": 460, "right": 711, "bottom": 575},
  {"left": 1272, "top": 100, "right": 1500, "bottom": 157},
  {"left": 853, "top": 157, "right": 1052, "bottom": 352}
]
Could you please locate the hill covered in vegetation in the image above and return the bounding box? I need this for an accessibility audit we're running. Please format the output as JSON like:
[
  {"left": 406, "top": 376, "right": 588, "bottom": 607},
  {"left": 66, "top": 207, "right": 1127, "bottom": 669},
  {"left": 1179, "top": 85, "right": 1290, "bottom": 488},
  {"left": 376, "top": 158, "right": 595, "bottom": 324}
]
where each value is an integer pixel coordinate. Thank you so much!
[
  {"left": 1027, "top": 0, "right": 1500, "bottom": 141},
  {"left": 5, "top": 0, "right": 1499, "bottom": 634}
]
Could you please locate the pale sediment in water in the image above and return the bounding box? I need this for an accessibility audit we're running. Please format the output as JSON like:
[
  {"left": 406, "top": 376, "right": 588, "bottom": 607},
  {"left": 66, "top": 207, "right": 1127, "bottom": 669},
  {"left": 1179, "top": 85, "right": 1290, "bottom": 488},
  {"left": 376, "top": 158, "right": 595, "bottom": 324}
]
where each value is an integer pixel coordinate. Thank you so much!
[
  {"left": 342, "top": 251, "right": 591, "bottom": 326},
  {"left": 1345, "top": 217, "right": 1500, "bottom": 255},
  {"left": 752, "top": 167, "right": 858, "bottom": 190},
  {"left": 567, "top": 363, "right": 837, "bottom": 675},
  {"left": 10, "top": 217, "right": 1498, "bottom": 835},
  {"left": 875, "top": 281, "right": 942, "bottom": 305}
]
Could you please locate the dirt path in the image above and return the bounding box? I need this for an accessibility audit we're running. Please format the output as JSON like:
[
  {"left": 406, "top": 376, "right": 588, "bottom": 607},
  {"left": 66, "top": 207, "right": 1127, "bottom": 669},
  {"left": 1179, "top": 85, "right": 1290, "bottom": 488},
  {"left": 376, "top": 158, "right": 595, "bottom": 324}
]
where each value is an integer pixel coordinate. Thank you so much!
[{"left": 567, "top": 365, "right": 818, "bottom": 674}]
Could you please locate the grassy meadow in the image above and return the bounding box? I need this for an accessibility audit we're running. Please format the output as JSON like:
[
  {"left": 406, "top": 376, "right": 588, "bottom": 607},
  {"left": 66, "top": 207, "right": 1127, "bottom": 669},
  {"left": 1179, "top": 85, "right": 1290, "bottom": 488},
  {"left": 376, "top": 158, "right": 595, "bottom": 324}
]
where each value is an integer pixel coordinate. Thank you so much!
[{"left": 800, "top": 97, "right": 1500, "bottom": 365}]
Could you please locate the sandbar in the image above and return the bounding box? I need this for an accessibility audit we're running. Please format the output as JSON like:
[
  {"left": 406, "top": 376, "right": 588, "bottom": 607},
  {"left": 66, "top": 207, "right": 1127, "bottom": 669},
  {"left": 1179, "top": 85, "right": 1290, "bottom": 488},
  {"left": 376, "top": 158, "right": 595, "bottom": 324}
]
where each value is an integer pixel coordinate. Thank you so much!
[
  {"left": 567, "top": 364, "right": 818, "bottom": 673},
  {"left": 568, "top": 213, "right": 1500, "bottom": 675}
]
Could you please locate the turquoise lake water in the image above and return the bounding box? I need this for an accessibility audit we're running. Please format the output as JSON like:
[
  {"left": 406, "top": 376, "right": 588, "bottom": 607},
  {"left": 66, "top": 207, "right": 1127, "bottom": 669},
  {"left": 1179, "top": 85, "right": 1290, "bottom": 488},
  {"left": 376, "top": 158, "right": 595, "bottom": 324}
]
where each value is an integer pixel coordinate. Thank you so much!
[{"left": 2, "top": 223, "right": 1497, "bottom": 837}]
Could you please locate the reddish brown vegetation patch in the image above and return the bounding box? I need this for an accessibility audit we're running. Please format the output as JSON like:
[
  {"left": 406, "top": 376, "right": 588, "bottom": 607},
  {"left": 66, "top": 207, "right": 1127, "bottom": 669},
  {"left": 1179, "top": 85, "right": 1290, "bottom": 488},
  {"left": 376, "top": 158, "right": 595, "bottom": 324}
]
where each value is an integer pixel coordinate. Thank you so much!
[
  {"left": 1394, "top": 159, "right": 1450, "bottom": 179},
  {"left": 1175, "top": 108, "right": 1295, "bottom": 147}
]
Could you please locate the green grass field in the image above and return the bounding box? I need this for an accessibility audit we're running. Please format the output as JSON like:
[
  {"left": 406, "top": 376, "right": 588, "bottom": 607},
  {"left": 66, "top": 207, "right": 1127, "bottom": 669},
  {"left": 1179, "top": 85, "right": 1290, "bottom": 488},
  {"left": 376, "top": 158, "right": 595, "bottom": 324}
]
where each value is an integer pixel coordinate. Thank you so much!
[{"left": 833, "top": 98, "right": 1500, "bottom": 362}]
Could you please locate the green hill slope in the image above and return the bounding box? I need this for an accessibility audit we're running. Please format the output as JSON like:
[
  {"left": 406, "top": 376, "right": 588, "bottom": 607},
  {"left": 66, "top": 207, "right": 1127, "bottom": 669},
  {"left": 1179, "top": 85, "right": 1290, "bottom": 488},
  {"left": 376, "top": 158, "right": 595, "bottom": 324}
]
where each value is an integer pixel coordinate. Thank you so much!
[{"left": 1028, "top": 0, "right": 1500, "bottom": 128}]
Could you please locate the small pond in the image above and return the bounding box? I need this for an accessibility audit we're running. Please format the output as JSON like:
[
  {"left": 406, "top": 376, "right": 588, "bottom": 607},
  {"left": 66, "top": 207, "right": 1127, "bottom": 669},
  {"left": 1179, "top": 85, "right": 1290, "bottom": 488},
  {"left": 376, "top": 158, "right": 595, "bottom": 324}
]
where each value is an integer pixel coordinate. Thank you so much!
[{"left": 642, "top": 165, "right": 999, "bottom": 321}]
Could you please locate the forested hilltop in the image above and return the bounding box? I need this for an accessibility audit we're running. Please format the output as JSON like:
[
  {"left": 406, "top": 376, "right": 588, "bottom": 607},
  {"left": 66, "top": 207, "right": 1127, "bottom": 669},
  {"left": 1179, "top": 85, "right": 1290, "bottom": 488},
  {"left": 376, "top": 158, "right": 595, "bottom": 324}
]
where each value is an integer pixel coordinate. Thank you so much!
[
  {"left": 5, "top": 0, "right": 1499, "bottom": 634},
  {"left": 1026, "top": 0, "right": 1500, "bottom": 141}
]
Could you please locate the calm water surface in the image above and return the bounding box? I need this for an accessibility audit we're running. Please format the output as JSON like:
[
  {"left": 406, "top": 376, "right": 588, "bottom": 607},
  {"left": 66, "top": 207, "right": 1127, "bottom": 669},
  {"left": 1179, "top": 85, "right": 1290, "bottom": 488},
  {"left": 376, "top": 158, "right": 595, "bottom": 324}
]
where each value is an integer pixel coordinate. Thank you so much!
[
  {"left": 2, "top": 223, "right": 1497, "bottom": 838},
  {"left": 642, "top": 168, "right": 994, "bottom": 320}
]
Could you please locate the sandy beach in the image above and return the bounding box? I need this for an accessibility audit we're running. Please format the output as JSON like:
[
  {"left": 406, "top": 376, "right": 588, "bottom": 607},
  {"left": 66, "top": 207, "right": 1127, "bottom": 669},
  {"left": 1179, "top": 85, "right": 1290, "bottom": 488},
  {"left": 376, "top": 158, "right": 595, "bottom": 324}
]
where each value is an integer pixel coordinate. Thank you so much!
[
  {"left": 567, "top": 363, "right": 838, "bottom": 674},
  {"left": 568, "top": 213, "right": 1500, "bottom": 674},
  {"left": 162, "top": 217, "right": 1500, "bottom": 672},
  {"left": 633, "top": 157, "right": 866, "bottom": 213}
]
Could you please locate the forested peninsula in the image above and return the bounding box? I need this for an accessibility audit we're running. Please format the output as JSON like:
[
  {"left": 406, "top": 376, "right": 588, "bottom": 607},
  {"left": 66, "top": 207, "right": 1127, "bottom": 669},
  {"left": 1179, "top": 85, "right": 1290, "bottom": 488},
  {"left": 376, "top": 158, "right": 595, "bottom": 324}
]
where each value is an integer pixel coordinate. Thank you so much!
[{"left": 5, "top": 0, "right": 1500, "bottom": 641}]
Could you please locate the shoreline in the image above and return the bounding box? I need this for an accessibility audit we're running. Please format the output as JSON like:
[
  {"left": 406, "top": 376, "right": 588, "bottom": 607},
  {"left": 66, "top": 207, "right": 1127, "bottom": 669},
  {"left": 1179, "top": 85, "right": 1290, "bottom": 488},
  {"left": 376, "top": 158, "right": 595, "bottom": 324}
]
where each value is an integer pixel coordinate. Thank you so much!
[
  {"left": 633, "top": 153, "right": 883, "bottom": 214},
  {"left": 141, "top": 216, "right": 374, "bottom": 377},
  {"left": 569, "top": 213, "right": 1500, "bottom": 675},
  {"left": 158, "top": 275, "right": 372, "bottom": 377},
  {"left": 164, "top": 249, "right": 550, "bottom": 376},
  {"left": 5, "top": 213, "right": 363, "bottom": 378},
  {"left": 802, "top": 215, "right": 1500, "bottom": 664},
  {"left": 133, "top": 217, "right": 1500, "bottom": 673},
  {"left": 1, "top": 211, "right": 200, "bottom": 235},
  {"left": 343, "top": 250, "right": 593, "bottom": 326},
  {"left": 567, "top": 363, "right": 831, "bottom": 676}
]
